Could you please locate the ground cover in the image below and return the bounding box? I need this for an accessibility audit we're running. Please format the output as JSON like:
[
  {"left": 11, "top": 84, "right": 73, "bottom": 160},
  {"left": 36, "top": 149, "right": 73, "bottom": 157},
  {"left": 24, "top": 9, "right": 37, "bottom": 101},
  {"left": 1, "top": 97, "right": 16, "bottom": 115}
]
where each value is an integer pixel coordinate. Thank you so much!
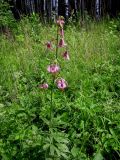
[{"left": 0, "top": 18, "right": 120, "bottom": 159}]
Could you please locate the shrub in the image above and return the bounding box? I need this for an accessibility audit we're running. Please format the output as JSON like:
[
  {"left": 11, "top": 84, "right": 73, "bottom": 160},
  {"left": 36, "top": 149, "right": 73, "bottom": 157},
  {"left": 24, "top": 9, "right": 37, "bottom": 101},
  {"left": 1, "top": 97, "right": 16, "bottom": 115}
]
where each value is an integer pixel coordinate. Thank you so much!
[{"left": 0, "top": 0, "right": 15, "bottom": 32}]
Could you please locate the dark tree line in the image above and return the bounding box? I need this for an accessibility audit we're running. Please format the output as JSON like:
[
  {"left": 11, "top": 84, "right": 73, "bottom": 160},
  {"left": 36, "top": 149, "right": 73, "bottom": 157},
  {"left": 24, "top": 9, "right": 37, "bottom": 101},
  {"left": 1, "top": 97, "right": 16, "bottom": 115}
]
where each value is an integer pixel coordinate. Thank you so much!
[{"left": 9, "top": 0, "right": 120, "bottom": 20}]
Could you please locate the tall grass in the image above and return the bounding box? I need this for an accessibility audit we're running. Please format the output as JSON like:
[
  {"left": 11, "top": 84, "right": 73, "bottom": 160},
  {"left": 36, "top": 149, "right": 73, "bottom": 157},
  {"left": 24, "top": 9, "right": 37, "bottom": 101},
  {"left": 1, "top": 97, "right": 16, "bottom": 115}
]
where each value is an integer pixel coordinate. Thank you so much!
[{"left": 0, "top": 17, "right": 120, "bottom": 159}]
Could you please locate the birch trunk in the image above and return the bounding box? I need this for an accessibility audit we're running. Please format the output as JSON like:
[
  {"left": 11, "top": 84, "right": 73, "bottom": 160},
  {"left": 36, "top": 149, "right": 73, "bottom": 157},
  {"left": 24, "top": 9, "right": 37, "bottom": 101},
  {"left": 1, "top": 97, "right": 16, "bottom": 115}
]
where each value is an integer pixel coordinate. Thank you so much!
[
  {"left": 65, "top": 0, "right": 69, "bottom": 19},
  {"left": 95, "top": 0, "right": 101, "bottom": 19},
  {"left": 55, "top": 0, "right": 58, "bottom": 18}
]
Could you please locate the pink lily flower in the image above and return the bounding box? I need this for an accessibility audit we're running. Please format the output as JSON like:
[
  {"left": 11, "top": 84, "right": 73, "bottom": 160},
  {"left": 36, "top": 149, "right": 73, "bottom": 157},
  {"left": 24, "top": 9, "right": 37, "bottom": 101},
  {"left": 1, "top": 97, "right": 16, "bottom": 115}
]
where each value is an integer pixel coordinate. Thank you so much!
[
  {"left": 62, "top": 51, "right": 70, "bottom": 60},
  {"left": 60, "top": 28, "right": 64, "bottom": 37},
  {"left": 39, "top": 83, "right": 49, "bottom": 89},
  {"left": 56, "top": 78, "right": 68, "bottom": 90},
  {"left": 47, "top": 64, "right": 60, "bottom": 74},
  {"left": 58, "top": 38, "right": 67, "bottom": 47},
  {"left": 56, "top": 19, "right": 65, "bottom": 28},
  {"left": 46, "top": 41, "right": 53, "bottom": 50}
]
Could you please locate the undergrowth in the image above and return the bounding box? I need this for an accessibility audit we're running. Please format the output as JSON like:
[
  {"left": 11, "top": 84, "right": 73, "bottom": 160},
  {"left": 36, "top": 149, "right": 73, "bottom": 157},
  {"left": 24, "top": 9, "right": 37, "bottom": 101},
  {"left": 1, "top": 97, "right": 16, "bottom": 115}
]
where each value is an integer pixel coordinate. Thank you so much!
[{"left": 0, "top": 16, "right": 120, "bottom": 160}]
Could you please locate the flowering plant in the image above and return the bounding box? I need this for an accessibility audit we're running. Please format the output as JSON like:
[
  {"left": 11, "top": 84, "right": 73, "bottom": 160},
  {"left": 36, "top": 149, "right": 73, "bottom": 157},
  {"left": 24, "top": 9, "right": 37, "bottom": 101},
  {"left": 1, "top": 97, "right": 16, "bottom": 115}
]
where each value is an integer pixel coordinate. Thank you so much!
[
  {"left": 40, "top": 16, "right": 70, "bottom": 91},
  {"left": 39, "top": 16, "right": 70, "bottom": 158}
]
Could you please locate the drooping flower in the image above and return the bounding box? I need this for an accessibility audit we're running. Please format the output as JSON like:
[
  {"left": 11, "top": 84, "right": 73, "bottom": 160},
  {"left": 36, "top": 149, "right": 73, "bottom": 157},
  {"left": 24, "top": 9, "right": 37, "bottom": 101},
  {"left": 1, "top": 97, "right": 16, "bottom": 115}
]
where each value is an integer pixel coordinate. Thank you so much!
[
  {"left": 62, "top": 51, "right": 70, "bottom": 60},
  {"left": 56, "top": 78, "right": 68, "bottom": 90},
  {"left": 56, "top": 18, "right": 65, "bottom": 28},
  {"left": 47, "top": 64, "right": 60, "bottom": 74},
  {"left": 39, "top": 83, "right": 49, "bottom": 89},
  {"left": 46, "top": 41, "right": 53, "bottom": 50},
  {"left": 59, "top": 28, "right": 64, "bottom": 37},
  {"left": 58, "top": 38, "right": 67, "bottom": 47}
]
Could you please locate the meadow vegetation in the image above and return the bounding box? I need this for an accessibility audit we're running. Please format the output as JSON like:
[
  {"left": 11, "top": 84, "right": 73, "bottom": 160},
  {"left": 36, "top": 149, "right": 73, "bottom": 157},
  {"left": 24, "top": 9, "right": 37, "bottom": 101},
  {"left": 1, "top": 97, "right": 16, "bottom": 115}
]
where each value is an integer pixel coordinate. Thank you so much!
[{"left": 0, "top": 15, "right": 120, "bottom": 159}]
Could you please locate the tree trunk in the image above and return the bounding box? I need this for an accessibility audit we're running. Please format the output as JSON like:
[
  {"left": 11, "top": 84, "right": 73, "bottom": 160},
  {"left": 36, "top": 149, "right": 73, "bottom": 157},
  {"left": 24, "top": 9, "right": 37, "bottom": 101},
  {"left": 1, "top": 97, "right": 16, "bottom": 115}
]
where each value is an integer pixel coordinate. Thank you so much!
[
  {"left": 95, "top": 0, "right": 101, "bottom": 20},
  {"left": 55, "top": 0, "right": 58, "bottom": 18},
  {"left": 9, "top": 0, "right": 120, "bottom": 20},
  {"left": 65, "top": 0, "right": 69, "bottom": 19}
]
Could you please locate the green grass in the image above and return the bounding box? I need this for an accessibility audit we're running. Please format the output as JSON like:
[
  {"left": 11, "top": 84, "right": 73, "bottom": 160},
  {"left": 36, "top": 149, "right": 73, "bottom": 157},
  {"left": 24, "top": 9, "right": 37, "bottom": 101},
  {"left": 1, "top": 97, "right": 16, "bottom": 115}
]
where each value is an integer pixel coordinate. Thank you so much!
[{"left": 0, "top": 18, "right": 120, "bottom": 160}]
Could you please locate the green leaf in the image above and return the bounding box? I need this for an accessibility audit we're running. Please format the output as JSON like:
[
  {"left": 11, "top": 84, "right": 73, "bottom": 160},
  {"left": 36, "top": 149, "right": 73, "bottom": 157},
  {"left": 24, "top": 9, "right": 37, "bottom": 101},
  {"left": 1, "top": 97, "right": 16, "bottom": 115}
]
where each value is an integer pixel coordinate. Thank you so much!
[
  {"left": 41, "top": 117, "right": 49, "bottom": 125},
  {"left": 50, "top": 144, "right": 55, "bottom": 156},
  {"left": 61, "top": 152, "right": 68, "bottom": 159},
  {"left": 55, "top": 147, "right": 61, "bottom": 157},
  {"left": 43, "top": 143, "right": 50, "bottom": 150},
  {"left": 71, "top": 146, "right": 79, "bottom": 157},
  {"left": 32, "top": 125, "right": 38, "bottom": 134},
  {"left": 109, "top": 128, "right": 115, "bottom": 137},
  {"left": 93, "top": 151, "right": 103, "bottom": 160},
  {"left": 80, "top": 120, "right": 84, "bottom": 129},
  {"left": 53, "top": 132, "right": 69, "bottom": 144},
  {"left": 56, "top": 143, "right": 69, "bottom": 153}
]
